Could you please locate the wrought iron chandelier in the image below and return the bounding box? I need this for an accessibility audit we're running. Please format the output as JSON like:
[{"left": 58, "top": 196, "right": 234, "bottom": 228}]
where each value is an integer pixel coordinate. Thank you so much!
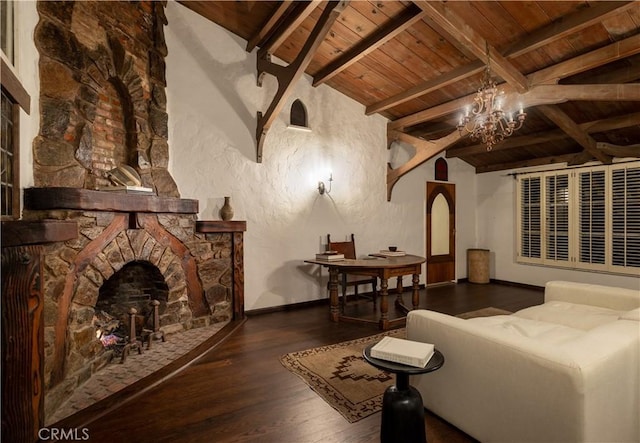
[{"left": 457, "top": 46, "right": 526, "bottom": 151}]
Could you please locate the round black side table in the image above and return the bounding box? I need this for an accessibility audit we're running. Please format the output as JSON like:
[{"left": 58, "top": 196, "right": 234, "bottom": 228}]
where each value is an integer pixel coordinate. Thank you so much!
[{"left": 363, "top": 343, "right": 444, "bottom": 443}]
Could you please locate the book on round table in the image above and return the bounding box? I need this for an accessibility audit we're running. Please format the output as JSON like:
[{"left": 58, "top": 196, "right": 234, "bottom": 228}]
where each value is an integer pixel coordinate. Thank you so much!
[
  {"left": 370, "top": 336, "right": 435, "bottom": 368},
  {"left": 315, "top": 252, "right": 345, "bottom": 261}
]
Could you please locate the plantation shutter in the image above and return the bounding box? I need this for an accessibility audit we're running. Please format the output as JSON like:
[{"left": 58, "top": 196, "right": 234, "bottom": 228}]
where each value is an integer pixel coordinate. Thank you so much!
[
  {"left": 545, "top": 173, "right": 570, "bottom": 263},
  {"left": 520, "top": 176, "right": 541, "bottom": 259},
  {"left": 578, "top": 169, "right": 606, "bottom": 266},
  {"left": 612, "top": 165, "right": 640, "bottom": 268}
]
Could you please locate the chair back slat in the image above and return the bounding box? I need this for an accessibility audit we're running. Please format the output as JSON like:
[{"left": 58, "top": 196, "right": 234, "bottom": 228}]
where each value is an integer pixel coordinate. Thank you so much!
[{"left": 327, "top": 234, "right": 357, "bottom": 259}]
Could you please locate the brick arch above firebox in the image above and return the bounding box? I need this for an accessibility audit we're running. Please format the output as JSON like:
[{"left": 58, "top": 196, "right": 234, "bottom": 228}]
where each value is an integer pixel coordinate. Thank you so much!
[{"left": 49, "top": 212, "right": 209, "bottom": 390}]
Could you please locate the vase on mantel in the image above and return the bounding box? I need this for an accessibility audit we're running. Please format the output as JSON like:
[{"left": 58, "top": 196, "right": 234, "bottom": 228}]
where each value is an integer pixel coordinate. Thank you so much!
[{"left": 220, "top": 196, "right": 234, "bottom": 221}]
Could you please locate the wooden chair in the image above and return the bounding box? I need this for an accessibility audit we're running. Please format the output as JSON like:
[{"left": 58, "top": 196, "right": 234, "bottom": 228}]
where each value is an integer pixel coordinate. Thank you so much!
[{"left": 327, "top": 234, "right": 377, "bottom": 307}]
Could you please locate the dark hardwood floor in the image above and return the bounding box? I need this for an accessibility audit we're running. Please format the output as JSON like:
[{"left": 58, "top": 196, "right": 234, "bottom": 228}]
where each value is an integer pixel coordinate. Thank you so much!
[{"left": 53, "top": 282, "right": 544, "bottom": 443}]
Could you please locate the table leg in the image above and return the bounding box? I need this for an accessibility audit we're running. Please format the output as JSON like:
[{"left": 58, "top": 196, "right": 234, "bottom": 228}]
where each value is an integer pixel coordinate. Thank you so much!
[
  {"left": 395, "top": 276, "right": 403, "bottom": 306},
  {"left": 380, "top": 373, "right": 427, "bottom": 443},
  {"left": 379, "top": 277, "right": 389, "bottom": 330},
  {"left": 328, "top": 267, "right": 339, "bottom": 322},
  {"left": 412, "top": 273, "right": 420, "bottom": 310}
]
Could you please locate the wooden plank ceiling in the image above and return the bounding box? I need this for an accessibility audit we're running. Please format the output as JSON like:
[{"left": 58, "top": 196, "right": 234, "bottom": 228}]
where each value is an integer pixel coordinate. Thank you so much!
[{"left": 178, "top": 1, "right": 640, "bottom": 198}]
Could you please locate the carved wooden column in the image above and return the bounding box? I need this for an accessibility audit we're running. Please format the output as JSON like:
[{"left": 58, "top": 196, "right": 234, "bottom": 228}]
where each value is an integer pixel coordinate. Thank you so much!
[{"left": 1, "top": 221, "right": 77, "bottom": 442}]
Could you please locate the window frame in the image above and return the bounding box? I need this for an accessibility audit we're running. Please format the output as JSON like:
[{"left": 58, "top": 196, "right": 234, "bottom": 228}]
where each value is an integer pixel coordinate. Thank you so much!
[
  {"left": 516, "top": 161, "right": 640, "bottom": 276},
  {"left": 1, "top": 10, "right": 30, "bottom": 220}
]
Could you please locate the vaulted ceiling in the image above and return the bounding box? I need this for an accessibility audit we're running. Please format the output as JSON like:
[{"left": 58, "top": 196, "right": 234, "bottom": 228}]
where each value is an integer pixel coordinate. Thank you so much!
[{"left": 178, "top": 1, "right": 640, "bottom": 199}]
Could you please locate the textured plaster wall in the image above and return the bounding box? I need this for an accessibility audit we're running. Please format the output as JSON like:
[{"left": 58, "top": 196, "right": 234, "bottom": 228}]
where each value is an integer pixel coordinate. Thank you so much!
[
  {"left": 476, "top": 169, "right": 639, "bottom": 290},
  {"left": 164, "top": 2, "right": 477, "bottom": 310},
  {"left": 14, "top": 1, "right": 39, "bottom": 192}
]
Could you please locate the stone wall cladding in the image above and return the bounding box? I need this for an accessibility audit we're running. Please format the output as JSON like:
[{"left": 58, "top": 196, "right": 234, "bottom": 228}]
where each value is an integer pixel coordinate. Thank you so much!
[{"left": 34, "top": 1, "right": 178, "bottom": 196}]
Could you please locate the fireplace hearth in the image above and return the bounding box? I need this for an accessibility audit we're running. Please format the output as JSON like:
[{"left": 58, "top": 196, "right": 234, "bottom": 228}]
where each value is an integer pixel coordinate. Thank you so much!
[{"left": 22, "top": 187, "right": 245, "bottom": 419}]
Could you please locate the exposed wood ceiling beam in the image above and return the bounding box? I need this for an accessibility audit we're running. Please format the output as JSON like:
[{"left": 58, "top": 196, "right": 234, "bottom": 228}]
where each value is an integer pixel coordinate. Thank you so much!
[
  {"left": 501, "top": 1, "right": 635, "bottom": 58},
  {"left": 386, "top": 129, "right": 462, "bottom": 201},
  {"left": 259, "top": 0, "right": 322, "bottom": 55},
  {"left": 597, "top": 143, "right": 640, "bottom": 158},
  {"left": 475, "top": 154, "right": 579, "bottom": 174},
  {"left": 530, "top": 33, "right": 640, "bottom": 85},
  {"left": 313, "top": 4, "right": 426, "bottom": 86},
  {"left": 575, "top": 61, "right": 640, "bottom": 85},
  {"left": 537, "top": 105, "right": 612, "bottom": 164},
  {"left": 367, "top": 1, "right": 635, "bottom": 115},
  {"left": 366, "top": 61, "right": 484, "bottom": 115},
  {"left": 413, "top": 0, "right": 528, "bottom": 93},
  {"left": 256, "top": 1, "right": 347, "bottom": 162},
  {"left": 390, "top": 83, "right": 640, "bottom": 131},
  {"left": 389, "top": 32, "right": 640, "bottom": 130},
  {"left": 447, "top": 112, "right": 640, "bottom": 157},
  {"left": 245, "top": 1, "right": 293, "bottom": 52}
]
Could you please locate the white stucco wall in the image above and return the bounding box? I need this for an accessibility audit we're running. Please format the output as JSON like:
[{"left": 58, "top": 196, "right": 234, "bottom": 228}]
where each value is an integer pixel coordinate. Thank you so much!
[
  {"left": 13, "top": 1, "right": 39, "bottom": 193},
  {"left": 164, "top": 2, "right": 479, "bottom": 310},
  {"left": 477, "top": 170, "right": 640, "bottom": 290}
]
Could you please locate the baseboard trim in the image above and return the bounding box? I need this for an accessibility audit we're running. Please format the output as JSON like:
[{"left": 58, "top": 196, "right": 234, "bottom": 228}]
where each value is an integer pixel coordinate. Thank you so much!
[
  {"left": 247, "top": 280, "right": 543, "bottom": 316},
  {"left": 490, "top": 279, "right": 545, "bottom": 291},
  {"left": 246, "top": 284, "right": 427, "bottom": 317},
  {"left": 246, "top": 298, "right": 329, "bottom": 316}
]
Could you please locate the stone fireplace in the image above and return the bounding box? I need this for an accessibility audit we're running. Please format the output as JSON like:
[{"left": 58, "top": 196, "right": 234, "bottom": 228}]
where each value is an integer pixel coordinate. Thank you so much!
[{"left": 11, "top": 1, "right": 247, "bottom": 420}]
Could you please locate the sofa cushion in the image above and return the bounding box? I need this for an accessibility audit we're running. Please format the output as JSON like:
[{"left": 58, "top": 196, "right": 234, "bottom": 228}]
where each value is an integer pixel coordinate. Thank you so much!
[
  {"left": 620, "top": 308, "right": 640, "bottom": 321},
  {"left": 513, "top": 301, "right": 623, "bottom": 331},
  {"left": 467, "top": 315, "right": 585, "bottom": 345}
]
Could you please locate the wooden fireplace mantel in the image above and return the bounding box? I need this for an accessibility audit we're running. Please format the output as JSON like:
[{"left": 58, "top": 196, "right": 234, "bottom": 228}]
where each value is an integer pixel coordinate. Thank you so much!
[
  {"left": 24, "top": 187, "right": 199, "bottom": 214},
  {"left": 196, "top": 220, "right": 247, "bottom": 233}
]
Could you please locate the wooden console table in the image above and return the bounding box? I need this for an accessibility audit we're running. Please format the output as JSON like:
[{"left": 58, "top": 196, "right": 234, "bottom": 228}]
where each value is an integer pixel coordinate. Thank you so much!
[{"left": 305, "top": 255, "right": 426, "bottom": 330}]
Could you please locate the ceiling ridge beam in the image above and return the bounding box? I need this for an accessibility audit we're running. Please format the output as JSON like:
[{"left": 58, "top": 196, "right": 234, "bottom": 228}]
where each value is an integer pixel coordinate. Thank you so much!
[
  {"left": 412, "top": 0, "right": 528, "bottom": 93},
  {"left": 313, "top": 4, "right": 426, "bottom": 87},
  {"left": 246, "top": 1, "right": 294, "bottom": 52},
  {"left": 368, "top": 1, "right": 635, "bottom": 115},
  {"left": 256, "top": 1, "right": 348, "bottom": 163}
]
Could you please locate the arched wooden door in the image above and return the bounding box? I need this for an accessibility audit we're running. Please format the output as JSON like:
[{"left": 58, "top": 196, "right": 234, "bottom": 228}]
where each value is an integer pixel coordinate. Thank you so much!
[{"left": 426, "top": 182, "right": 456, "bottom": 284}]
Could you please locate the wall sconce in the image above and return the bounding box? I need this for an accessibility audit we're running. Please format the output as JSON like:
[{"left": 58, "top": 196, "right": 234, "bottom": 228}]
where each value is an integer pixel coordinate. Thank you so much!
[{"left": 318, "top": 173, "right": 333, "bottom": 195}]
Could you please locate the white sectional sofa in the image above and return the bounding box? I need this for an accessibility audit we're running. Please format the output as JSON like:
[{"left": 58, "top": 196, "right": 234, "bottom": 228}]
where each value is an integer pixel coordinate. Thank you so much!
[{"left": 406, "top": 281, "right": 640, "bottom": 443}]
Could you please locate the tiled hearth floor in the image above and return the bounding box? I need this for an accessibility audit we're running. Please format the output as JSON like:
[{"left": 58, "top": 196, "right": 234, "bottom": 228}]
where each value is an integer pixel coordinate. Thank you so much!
[{"left": 47, "top": 321, "right": 228, "bottom": 425}]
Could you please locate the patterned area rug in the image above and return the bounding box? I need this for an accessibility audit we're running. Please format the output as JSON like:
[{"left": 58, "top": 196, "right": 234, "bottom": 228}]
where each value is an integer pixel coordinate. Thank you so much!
[{"left": 279, "top": 307, "right": 511, "bottom": 423}]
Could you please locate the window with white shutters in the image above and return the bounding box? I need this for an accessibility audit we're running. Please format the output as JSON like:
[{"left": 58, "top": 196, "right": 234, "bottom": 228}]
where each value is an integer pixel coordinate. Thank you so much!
[
  {"left": 518, "top": 175, "right": 541, "bottom": 260},
  {"left": 578, "top": 168, "right": 606, "bottom": 267},
  {"left": 516, "top": 161, "right": 640, "bottom": 276},
  {"left": 545, "top": 173, "right": 570, "bottom": 263},
  {"left": 611, "top": 164, "right": 640, "bottom": 269}
]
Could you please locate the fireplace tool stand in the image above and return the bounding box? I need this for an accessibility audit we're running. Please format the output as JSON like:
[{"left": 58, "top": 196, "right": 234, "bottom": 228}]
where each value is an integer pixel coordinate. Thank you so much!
[
  {"left": 121, "top": 307, "right": 144, "bottom": 363},
  {"left": 142, "top": 300, "right": 166, "bottom": 349}
]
